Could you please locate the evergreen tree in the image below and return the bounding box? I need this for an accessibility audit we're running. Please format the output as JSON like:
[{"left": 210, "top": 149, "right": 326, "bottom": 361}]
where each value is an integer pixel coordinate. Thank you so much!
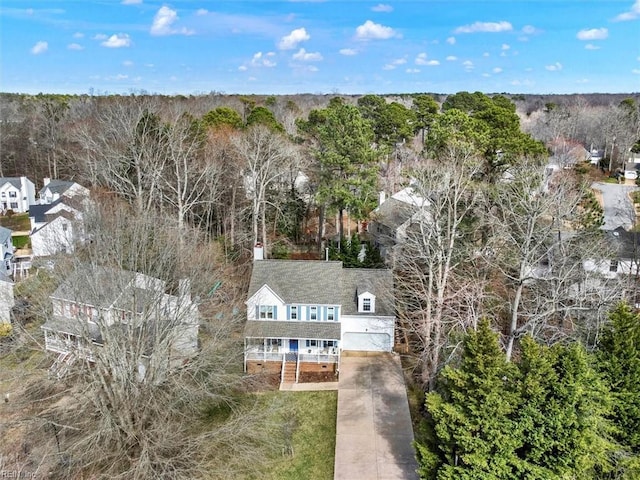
[
  {"left": 518, "top": 337, "right": 615, "bottom": 479},
  {"left": 598, "top": 303, "right": 640, "bottom": 454},
  {"left": 418, "top": 320, "right": 523, "bottom": 479}
]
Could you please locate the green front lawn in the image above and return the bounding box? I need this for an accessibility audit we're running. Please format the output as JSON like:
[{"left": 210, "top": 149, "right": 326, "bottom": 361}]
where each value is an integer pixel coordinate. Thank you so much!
[{"left": 265, "top": 391, "right": 337, "bottom": 480}]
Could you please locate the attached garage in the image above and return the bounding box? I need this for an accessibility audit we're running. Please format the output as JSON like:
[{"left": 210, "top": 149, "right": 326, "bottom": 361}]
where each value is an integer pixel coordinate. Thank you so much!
[{"left": 342, "top": 332, "right": 391, "bottom": 352}]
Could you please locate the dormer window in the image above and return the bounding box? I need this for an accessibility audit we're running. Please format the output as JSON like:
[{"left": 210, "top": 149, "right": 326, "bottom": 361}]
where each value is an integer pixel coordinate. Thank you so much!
[
  {"left": 362, "top": 298, "right": 371, "bottom": 312},
  {"left": 358, "top": 292, "right": 376, "bottom": 313}
]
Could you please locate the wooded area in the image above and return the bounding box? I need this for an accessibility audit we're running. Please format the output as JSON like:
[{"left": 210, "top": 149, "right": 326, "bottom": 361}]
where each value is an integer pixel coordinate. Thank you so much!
[{"left": 1, "top": 90, "right": 640, "bottom": 479}]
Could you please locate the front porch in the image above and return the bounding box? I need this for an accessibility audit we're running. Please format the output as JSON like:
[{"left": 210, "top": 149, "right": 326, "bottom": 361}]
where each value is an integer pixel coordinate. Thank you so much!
[{"left": 244, "top": 337, "right": 340, "bottom": 384}]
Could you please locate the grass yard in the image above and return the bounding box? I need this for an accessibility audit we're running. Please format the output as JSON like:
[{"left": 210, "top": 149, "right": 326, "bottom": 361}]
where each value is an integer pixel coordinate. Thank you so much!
[
  {"left": 0, "top": 212, "right": 30, "bottom": 231},
  {"left": 264, "top": 391, "right": 337, "bottom": 480},
  {"left": 12, "top": 235, "right": 30, "bottom": 249}
]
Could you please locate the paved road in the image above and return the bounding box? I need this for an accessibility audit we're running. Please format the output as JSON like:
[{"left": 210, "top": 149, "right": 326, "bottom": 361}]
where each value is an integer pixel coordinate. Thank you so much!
[
  {"left": 334, "top": 354, "right": 418, "bottom": 480},
  {"left": 592, "top": 182, "right": 638, "bottom": 230}
]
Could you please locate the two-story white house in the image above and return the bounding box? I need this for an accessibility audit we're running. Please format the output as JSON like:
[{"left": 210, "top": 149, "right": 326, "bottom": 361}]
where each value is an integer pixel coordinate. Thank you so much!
[
  {"left": 42, "top": 265, "right": 199, "bottom": 378},
  {"left": 244, "top": 257, "right": 395, "bottom": 384},
  {"left": 29, "top": 180, "right": 91, "bottom": 257},
  {"left": 0, "top": 177, "right": 36, "bottom": 213}
]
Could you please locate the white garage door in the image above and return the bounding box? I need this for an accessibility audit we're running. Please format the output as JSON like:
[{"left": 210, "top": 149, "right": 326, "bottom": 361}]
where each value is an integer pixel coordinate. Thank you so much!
[{"left": 342, "top": 332, "right": 391, "bottom": 352}]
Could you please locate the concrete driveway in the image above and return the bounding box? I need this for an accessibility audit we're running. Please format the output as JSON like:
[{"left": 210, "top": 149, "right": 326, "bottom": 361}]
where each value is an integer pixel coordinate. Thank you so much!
[
  {"left": 334, "top": 353, "right": 418, "bottom": 480},
  {"left": 592, "top": 182, "right": 638, "bottom": 230}
]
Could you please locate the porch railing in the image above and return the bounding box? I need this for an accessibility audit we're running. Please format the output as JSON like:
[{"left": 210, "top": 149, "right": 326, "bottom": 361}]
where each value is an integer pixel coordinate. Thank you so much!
[{"left": 245, "top": 350, "right": 339, "bottom": 364}]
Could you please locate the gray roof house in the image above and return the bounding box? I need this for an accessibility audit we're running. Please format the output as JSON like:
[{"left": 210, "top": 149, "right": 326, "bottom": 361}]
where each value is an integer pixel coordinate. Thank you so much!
[
  {"left": 367, "top": 186, "right": 429, "bottom": 262},
  {"left": 42, "top": 265, "right": 199, "bottom": 379},
  {"left": 0, "top": 176, "right": 36, "bottom": 213},
  {"left": 39, "top": 178, "right": 89, "bottom": 205},
  {"left": 244, "top": 257, "right": 395, "bottom": 384}
]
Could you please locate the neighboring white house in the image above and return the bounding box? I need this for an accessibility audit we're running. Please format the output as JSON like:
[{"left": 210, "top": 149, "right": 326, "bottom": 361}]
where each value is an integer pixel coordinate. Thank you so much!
[
  {"left": 584, "top": 227, "right": 640, "bottom": 279},
  {"left": 42, "top": 265, "right": 199, "bottom": 378},
  {"left": 244, "top": 255, "right": 395, "bottom": 383},
  {"left": 38, "top": 178, "right": 89, "bottom": 205},
  {"left": 367, "top": 185, "right": 430, "bottom": 261},
  {"left": 0, "top": 226, "right": 14, "bottom": 276},
  {"left": 0, "top": 177, "right": 36, "bottom": 213},
  {"left": 29, "top": 180, "right": 91, "bottom": 257}
]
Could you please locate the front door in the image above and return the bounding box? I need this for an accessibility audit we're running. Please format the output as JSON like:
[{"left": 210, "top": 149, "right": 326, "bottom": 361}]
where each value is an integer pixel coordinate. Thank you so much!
[{"left": 289, "top": 340, "right": 298, "bottom": 352}]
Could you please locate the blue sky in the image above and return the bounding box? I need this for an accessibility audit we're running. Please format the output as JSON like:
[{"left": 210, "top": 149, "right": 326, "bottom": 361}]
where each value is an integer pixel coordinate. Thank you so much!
[{"left": 1, "top": 0, "right": 639, "bottom": 95}]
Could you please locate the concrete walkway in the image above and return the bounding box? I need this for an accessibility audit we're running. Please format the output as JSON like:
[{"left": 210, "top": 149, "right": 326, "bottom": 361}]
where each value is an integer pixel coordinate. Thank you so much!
[{"left": 334, "top": 354, "right": 418, "bottom": 480}]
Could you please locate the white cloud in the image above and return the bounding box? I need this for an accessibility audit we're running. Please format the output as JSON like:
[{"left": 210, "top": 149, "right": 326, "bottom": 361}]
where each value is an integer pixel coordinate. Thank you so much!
[
  {"left": 545, "top": 62, "right": 562, "bottom": 71},
  {"left": 371, "top": 3, "right": 393, "bottom": 12},
  {"left": 415, "top": 52, "right": 428, "bottom": 65},
  {"left": 483, "top": 52, "right": 490, "bottom": 57},
  {"left": 339, "top": 48, "right": 357, "bottom": 56},
  {"left": 446, "top": 36, "right": 456, "bottom": 45},
  {"left": 93, "top": 33, "right": 108, "bottom": 40},
  {"left": 585, "top": 43, "right": 600, "bottom": 50},
  {"left": 501, "top": 43, "right": 510, "bottom": 50},
  {"left": 150, "top": 6, "right": 193, "bottom": 36},
  {"left": 122, "top": 0, "right": 142, "bottom": 4},
  {"left": 614, "top": 0, "right": 640, "bottom": 21},
  {"left": 238, "top": 65, "right": 247, "bottom": 71},
  {"left": 355, "top": 20, "right": 397, "bottom": 40},
  {"left": 482, "top": 73, "right": 491, "bottom": 78},
  {"left": 493, "top": 67, "right": 503, "bottom": 73},
  {"left": 251, "top": 51, "right": 277, "bottom": 67},
  {"left": 406, "top": 68, "right": 420, "bottom": 74},
  {"left": 307, "top": 65, "right": 319, "bottom": 72},
  {"left": 522, "top": 25, "right": 537, "bottom": 35},
  {"left": 73, "top": 32, "right": 84, "bottom": 39},
  {"left": 196, "top": 8, "right": 208, "bottom": 16},
  {"left": 462, "top": 60, "right": 474, "bottom": 71},
  {"left": 384, "top": 57, "right": 407, "bottom": 70},
  {"left": 454, "top": 21, "right": 512, "bottom": 34},
  {"left": 102, "top": 34, "right": 131, "bottom": 48},
  {"left": 123, "top": 60, "right": 134, "bottom": 66},
  {"left": 633, "top": 69, "right": 640, "bottom": 74},
  {"left": 31, "top": 41, "right": 48, "bottom": 55},
  {"left": 292, "top": 48, "right": 323, "bottom": 61},
  {"left": 279, "top": 27, "right": 310, "bottom": 49},
  {"left": 576, "top": 28, "right": 608, "bottom": 40},
  {"left": 67, "top": 43, "right": 83, "bottom": 50},
  {"left": 414, "top": 53, "right": 438, "bottom": 66},
  {"left": 446, "top": 55, "right": 457, "bottom": 61}
]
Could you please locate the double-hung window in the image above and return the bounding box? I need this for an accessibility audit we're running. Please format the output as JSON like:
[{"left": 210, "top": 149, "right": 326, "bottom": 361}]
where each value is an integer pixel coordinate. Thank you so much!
[
  {"left": 327, "top": 307, "right": 335, "bottom": 321},
  {"left": 290, "top": 305, "right": 298, "bottom": 320},
  {"left": 362, "top": 298, "right": 371, "bottom": 312},
  {"left": 309, "top": 306, "right": 318, "bottom": 321},
  {"left": 259, "top": 305, "right": 275, "bottom": 319}
]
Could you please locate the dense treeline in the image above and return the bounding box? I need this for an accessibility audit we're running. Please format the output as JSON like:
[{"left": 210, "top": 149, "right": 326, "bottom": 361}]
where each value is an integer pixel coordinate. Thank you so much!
[
  {"left": 2, "top": 89, "right": 640, "bottom": 478},
  {"left": 416, "top": 305, "right": 640, "bottom": 479}
]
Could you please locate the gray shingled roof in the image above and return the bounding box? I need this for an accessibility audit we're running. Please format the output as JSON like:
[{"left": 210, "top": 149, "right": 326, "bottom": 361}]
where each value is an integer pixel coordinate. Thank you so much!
[
  {"left": 0, "top": 178, "right": 22, "bottom": 190},
  {"left": 41, "top": 315, "right": 103, "bottom": 343},
  {"left": 0, "top": 226, "right": 12, "bottom": 245},
  {"left": 244, "top": 320, "right": 341, "bottom": 339},
  {"left": 371, "top": 197, "right": 417, "bottom": 231},
  {"left": 40, "top": 180, "right": 74, "bottom": 197},
  {"left": 51, "top": 265, "right": 136, "bottom": 308},
  {"left": 29, "top": 199, "right": 62, "bottom": 225},
  {"left": 341, "top": 268, "right": 394, "bottom": 316},
  {"left": 248, "top": 260, "right": 344, "bottom": 305},
  {"left": 248, "top": 260, "right": 394, "bottom": 316}
]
